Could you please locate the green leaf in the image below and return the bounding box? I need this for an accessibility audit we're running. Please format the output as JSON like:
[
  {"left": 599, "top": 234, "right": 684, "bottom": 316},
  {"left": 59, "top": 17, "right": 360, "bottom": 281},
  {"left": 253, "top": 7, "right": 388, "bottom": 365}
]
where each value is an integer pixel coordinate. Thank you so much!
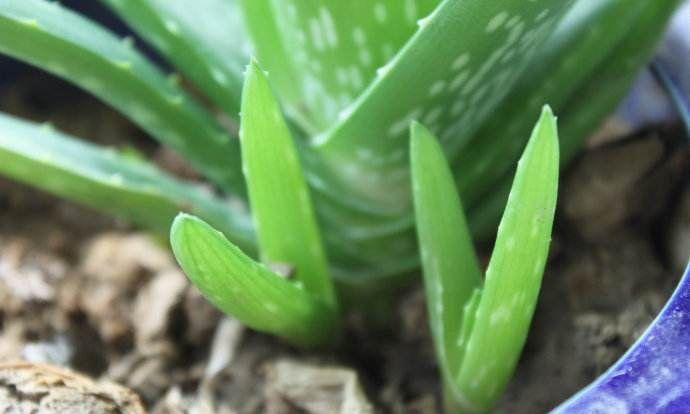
[
  {"left": 241, "top": 60, "right": 337, "bottom": 307},
  {"left": 464, "top": 0, "right": 682, "bottom": 242},
  {"left": 240, "top": 0, "right": 439, "bottom": 132},
  {"left": 0, "top": 112, "right": 255, "bottom": 252},
  {"left": 171, "top": 214, "right": 338, "bottom": 347},
  {"left": 0, "top": 0, "right": 244, "bottom": 193},
  {"left": 238, "top": 0, "right": 304, "bottom": 128},
  {"left": 314, "top": 0, "right": 679, "bottom": 283},
  {"left": 410, "top": 121, "right": 482, "bottom": 375},
  {"left": 100, "top": 0, "right": 251, "bottom": 118},
  {"left": 454, "top": 107, "right": 559, "bottom": 412},
  {"left": 556, "top": 0, "right": 683, "bottom": 161},
  {"left": 452, "top": 0, "right": 682, "bottom": 208},
  {"left": 311, "top": 0, "right": 573, "bottom": 213}
]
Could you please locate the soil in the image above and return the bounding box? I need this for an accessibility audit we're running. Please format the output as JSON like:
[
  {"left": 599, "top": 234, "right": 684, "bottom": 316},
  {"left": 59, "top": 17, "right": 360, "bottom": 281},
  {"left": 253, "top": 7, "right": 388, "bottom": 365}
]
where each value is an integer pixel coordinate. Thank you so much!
[{"left": 0, "top": 71, "right": 689, "bottom": 413}]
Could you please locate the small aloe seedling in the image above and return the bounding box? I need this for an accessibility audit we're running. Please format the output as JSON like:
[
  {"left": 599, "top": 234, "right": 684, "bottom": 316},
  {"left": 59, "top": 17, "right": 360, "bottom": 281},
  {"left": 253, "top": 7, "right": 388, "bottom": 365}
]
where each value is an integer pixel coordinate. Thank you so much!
[
  {"left": 411, "top": 107, "right": 559, "bottom": 413},
  {"left": 171, "top": 61, "right": 339, "bottom": 347}
]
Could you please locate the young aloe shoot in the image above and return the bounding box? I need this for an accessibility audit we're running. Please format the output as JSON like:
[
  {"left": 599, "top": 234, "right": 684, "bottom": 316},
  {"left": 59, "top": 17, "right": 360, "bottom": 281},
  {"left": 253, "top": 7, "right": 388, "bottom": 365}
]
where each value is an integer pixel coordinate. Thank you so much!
[
  {"left": 411, "top": 106, "right": 559, "bottom": 413},
  {"left": 170, "top": 61, "right": 339, "bottom": 347}
]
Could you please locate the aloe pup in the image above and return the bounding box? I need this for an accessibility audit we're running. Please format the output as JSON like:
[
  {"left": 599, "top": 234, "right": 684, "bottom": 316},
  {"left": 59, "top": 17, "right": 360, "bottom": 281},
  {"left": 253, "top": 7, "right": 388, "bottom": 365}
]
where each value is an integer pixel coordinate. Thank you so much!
[{"left": 412, "top": 107, "right": 559, "bottom": 412}]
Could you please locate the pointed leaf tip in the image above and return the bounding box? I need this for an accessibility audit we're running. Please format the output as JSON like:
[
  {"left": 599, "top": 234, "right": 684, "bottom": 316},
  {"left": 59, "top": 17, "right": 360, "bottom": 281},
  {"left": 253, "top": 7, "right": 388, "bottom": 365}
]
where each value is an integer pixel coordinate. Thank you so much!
[
  {"left": 541, "top": 104, "right": 554, "bottom": 118},
  {"left": 410, "top": 121, "right": 444, "bottom": 169},
  {"left": 240, "top": 54, "right": 337, "bottom": 307},
  {"left": 170, "top": 212, "right": 198, "bottom": 242}
]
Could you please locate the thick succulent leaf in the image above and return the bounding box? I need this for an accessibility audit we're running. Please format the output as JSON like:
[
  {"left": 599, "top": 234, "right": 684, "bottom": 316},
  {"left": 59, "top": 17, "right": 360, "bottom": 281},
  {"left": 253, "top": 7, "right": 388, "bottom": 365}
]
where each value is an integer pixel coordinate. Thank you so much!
[
  {"left": 240, "top": 0, "right": 439, "bottom": 132},
  {"left": 465, "top": 0, "right": 682, "bottom": 242},
  {"left": 238, "top": 0, "right": 306, "bottom": 129},
  {"left": 100, "top": 0, "right": 251, "bottom": 118},
  {"left": 453, "top": 0, "right": 682, "bottom": 208},
  {"left": 322, "top": 0, "right": 678, "bottom": 261},
  {"left": 329, "top": 0, "right": 680, "bottom": 275},
  {"left": 310, "top": 0, "right": 572, "bottom": 214},
  {"left": 171, "top": 214, "right": 338, "bottom": 347},
  {"left": 553, "top": 263, "right": 690, "bottom": 413},
  {"left": 0, "top": 0, "right": 244, "bottom": 193},
  {"left": 454, "top": 107, "right": 559, "bottom": 412},
  {"left": 410, "top": 121, "right": 482, "bottom": 376},
  {"left": 0, "top": 112, "right": 254, "bottom": 252},
  {"left": 241, "top": 61, "right": 337, "bottom": 307}
]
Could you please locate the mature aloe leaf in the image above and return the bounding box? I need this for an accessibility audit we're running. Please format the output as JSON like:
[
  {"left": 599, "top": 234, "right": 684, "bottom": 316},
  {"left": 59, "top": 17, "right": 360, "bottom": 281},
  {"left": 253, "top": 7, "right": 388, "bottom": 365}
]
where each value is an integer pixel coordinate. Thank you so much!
[
  {"left": 0, "top": 0, "right": 244, "bottom": 193},
  {"left": 329, "top": 0, "right": 677, "bottom": 242},
  {"left": 454, "top": 107, "right": 559, "bottom": 412},
  {"left": 410, "top": 122, "right": 482, "bottom": 379},
  {"left": 239, "top": 0, "right": 439, "bottom": 132},
  {"left": 553, "top": 263, "right": 690, "bottom": 413},
  {"left": 465, "top": 0, "right": 682, "bottom": 242},
  {"left": 310, "top": 0, "right": 572, "bottom": 214},
  {"left": 453, "top": 0, "right": 643, "bottom": 204},
  {"left": 0, "top": 112, "right": 254, "bottom": 252},
  {"left": 241, "top": 61, "right": 337, "bottom": 307},
  {"left": 171, "top": 214, "right": 337, "bottom": 347},
  {"left": 237, "top": 0, "right": 305, "bottom": 129},
  {"left": 100, "top": 0, "right": 251, "bottom": 118},
  {"left": 453, "top": 0, "right": 682, "bottom": 208}
]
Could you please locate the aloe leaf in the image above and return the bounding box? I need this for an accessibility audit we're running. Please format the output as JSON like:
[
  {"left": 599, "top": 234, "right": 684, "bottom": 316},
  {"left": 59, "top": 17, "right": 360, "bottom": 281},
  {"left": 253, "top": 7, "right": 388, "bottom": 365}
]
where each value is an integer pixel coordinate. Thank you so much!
[
  {"left": 171, "top": 214, "right": 337, "bottom": 347},
  {"left": 331, "top": 0, "right": 678, "bottom": 276},
  {"left": 453, "top": 0, "right": 682, "bottom": 208},
  {"left": 453, "top": 107, "right": 559, "bottom": 412},
  {"left": 453, "top": 0, "right": 645, "bottom": 204},
  {"left": 237, "top": 0, "right": 303, "bottom": 127},
  {"left": 552, "top": 263, "right": 690, "bottom": 413},
  {"left": 320, "top": 0, "right": 680, "bottom": 276},
  {"left": 410, "top": 121, "right": 482, "bottom": 375},
  {"left": 240, "top": 0, "right": 439, "bottom": 131},
  {"left": 100, "top": 0, "right": 251, "bottom": 118},
  {"left": 465, "top": 0, "right": 682, "bottom": 242},
  {"left": 241, "top": 61, "right": 337, "bottom": 307},
  {"left": 311, "top": 0, "right": 572, "bottom": 213},
  {"left": 0, "top": 112, "right": 255, "bottom": 252},
  {"left": 0, "top": 0, "right": 244, "bottom": 193}
]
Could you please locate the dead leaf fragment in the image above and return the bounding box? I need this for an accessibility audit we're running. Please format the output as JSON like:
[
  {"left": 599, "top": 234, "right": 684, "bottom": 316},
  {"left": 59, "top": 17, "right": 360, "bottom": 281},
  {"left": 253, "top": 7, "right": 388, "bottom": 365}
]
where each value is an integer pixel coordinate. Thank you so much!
[
  {"left": 0, "top": 361, "right": 146, "bottom": 414},
  {"left": 265, "top": 359, "right": 374, "bottom": 414}
]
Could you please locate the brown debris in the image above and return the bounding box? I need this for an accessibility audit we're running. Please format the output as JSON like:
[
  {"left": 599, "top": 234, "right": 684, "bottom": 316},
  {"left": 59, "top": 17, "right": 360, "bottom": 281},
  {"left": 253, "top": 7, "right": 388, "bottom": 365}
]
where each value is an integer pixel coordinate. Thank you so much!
[
  {"left": 0, "top": 237, "right": 67, "bottom": 305},
  {"left": 562, "top": 134, "right": 687, "bottom": 240},
  {"left": 265, "top": 359, "right": 374, "bottom": 414},
  {"left": 133, "top": 270, "right": 188, "bottom": 348},
  {"left": 78, "top": 233, "right": 183, "bottom": 346},
  {"left": 0, "top": 361, "right": 146, "bottom": 414}
]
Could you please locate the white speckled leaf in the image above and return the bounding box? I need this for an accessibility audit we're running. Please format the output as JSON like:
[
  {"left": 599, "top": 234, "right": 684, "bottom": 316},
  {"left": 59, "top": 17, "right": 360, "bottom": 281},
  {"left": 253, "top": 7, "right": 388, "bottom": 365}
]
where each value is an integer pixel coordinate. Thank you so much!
[
  {"left": 101, "top": 0, "right": 252, "bottom": 118},
  {"left": 240, "top": 0, "right": 439, "bottom": 132},
  {"left": 311, "top": 0, "right": 573, "bottom": 214},
  {"left": 410, "top": 121, "right": 482, "bottom": 379},
  {"left": 454, "top": 107, "right": 559, "bottom": 412}
]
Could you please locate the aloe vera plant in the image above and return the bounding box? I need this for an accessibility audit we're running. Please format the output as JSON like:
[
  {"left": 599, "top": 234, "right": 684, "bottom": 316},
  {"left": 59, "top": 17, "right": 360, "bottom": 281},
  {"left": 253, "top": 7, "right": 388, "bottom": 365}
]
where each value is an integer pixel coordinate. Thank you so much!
[
  {"left": 0, "top": 0, "right": 679, "bottom": 289},
  {"left": 0, "top": 0, "right": 684, "bottom": 409},
  {"left": 412, "top": 107, "right": 559, "bottom": 412}
]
